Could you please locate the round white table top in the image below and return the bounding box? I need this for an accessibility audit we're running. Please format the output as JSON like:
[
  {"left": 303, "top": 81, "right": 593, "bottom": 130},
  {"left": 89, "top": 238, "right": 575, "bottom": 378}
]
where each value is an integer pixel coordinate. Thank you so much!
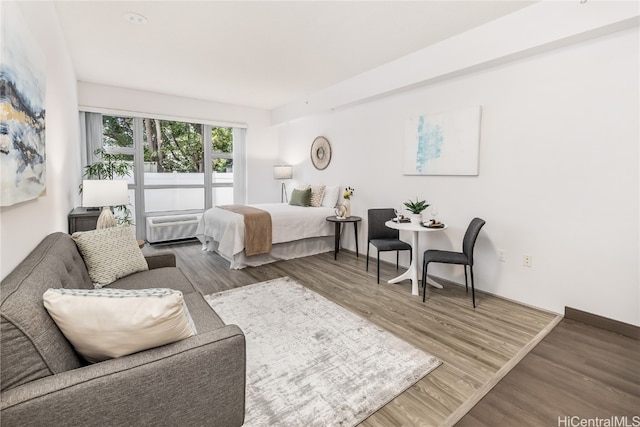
[{"left": 385, "top": 220, "right": 448, "bottom": 232}]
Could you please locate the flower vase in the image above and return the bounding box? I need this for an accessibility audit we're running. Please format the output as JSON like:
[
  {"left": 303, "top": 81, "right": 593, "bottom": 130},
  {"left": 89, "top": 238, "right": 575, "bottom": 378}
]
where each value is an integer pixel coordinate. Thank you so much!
[
  {"left": 410, "top": 213, "right": 422, "bottom": 224},
  {"left": 343, "top": 199, "right": 351, "bottom": 218}
]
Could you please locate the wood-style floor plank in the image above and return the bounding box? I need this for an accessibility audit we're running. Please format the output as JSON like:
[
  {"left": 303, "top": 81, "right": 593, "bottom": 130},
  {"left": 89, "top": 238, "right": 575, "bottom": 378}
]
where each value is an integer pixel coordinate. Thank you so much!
[
  {"left": 143, "top": 242, "right": 563, "bottom": 425},
  {"left": 456, "top": 319, "right": 640, "bottom": 427}
]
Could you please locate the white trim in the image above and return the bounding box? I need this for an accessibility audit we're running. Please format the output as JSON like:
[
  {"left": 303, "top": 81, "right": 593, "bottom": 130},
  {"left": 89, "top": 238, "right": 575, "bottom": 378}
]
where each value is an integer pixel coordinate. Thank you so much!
[{"left": 79, "top": 105, "right": 248, "bottom": 129}]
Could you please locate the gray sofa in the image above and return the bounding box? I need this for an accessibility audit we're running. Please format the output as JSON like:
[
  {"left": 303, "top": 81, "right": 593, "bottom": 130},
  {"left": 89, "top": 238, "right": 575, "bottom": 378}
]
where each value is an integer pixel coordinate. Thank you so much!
[{"left": 0, "top": 232, "right": 245, "bottom": 427}]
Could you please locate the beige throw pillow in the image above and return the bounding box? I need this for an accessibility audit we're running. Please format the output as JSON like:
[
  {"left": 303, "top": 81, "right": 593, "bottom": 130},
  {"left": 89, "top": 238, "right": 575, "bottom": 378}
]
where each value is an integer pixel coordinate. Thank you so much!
[
  {"left": 309, "top": 184, "right": 326, "bottom": 207},
  {"left": 72, "top": 226, "right": 148, "bottom": 288},
  {"left": 43, "top": 288, "right": 197, "bottom": 363}
]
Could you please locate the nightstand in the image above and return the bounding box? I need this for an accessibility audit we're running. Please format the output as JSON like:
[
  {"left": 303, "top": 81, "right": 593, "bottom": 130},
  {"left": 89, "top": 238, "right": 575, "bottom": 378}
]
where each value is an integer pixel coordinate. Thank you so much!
[
  {"left": 68, "top": 207, "right": 101, "bottom": 234},
  {"left": 325, "top": 215, "right": 362, "bottom": 260}
]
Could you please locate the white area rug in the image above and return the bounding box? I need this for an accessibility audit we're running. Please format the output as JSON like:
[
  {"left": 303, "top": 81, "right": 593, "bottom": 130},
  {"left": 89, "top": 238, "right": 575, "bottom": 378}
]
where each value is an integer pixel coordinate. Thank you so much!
[{"left": 205, "top": 277, "right": 441, "bottom": 427}]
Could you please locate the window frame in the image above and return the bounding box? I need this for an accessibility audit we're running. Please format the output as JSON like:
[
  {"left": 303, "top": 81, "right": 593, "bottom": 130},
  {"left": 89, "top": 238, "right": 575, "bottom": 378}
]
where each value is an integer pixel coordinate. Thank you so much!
[{"left": 80, "top": 109, "right": 247, "bottom": 239}]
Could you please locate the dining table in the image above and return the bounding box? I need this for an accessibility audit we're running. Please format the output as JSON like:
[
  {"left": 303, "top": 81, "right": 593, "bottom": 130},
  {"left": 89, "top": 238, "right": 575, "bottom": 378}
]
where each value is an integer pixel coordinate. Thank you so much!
[{"left": 384, "top": 220, "right": 448, "bottom": 296}]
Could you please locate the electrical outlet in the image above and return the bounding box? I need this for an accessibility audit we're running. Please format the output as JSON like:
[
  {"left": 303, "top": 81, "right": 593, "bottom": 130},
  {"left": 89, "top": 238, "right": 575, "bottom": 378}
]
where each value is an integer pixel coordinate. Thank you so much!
[
  {"left": 523, "top": 255, "right": 532, "bottom": 267},
  {"left": 498, "top": 250, "right": 506, "bottom": 262}
]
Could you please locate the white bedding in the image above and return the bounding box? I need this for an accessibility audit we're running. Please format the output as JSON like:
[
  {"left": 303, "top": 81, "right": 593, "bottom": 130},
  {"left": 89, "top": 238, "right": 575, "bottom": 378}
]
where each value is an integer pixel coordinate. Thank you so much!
[{"left": 196, "top": 203, "right": 335, "bottom": 268}]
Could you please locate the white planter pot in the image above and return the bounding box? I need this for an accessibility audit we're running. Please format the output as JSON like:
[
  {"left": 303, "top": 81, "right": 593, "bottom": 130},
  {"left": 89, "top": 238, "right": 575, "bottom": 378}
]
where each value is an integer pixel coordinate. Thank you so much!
[
  {"left": 410, "top": 214, "right": 422, "bottom": 224},
  {"left": 343, "top": 199, "right": 351, "bottom": 218}
]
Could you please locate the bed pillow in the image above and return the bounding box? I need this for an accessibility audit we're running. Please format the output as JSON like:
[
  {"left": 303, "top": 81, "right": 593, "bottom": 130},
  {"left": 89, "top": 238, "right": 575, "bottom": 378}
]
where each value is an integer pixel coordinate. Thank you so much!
[
  {"left": 321, "top": 186, "right": 340, "bottom": 208},
  {"left": 72, "top": 226, "right": 148, "bottom": 288},
  {"left": 309, "top": 184, "right": 326, "bottom": 207},
  {"left": 288, "top": 183, "right": 310, "bottom": 201},
  {"left": 290, "top": 188, "right": 312, "bottom": 207},
  {"left": 43, "top": 288, "right": 197, "bottom": 363}
]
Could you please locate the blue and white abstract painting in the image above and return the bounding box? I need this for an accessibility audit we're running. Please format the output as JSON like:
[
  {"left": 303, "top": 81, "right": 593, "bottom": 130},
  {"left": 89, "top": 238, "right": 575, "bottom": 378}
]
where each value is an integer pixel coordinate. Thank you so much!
[
  {"left": 0, "top": 2, "right": 47, "bottom": 206},
  {"left": 403, "top": 106, "right": 481, "bottom": 176}
]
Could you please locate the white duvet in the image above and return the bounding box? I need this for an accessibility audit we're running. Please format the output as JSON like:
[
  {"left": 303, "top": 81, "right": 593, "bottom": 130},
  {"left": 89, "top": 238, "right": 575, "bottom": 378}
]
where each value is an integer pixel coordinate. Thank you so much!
[{"left": 196, "top": 203, "right": 335, "bottom": 258}]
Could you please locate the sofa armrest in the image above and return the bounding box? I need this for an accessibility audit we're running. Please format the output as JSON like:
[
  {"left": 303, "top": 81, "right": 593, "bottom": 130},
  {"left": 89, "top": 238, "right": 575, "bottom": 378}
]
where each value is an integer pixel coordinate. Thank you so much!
[
  {"left": 1, "top": 325, "right": 245, "bottom": 427},
  {"left": 145, "top": 252, "right": 176, "bottom": 269}
]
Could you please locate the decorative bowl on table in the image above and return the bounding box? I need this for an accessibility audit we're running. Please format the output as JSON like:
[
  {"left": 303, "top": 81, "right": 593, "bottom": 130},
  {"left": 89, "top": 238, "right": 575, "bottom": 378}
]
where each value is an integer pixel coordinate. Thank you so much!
[
  {"left": 392, "top": 216, "right": 410, "bottom": 223},
  {"left": 422, "top": 219, "right": 445, "bottom": 229}
]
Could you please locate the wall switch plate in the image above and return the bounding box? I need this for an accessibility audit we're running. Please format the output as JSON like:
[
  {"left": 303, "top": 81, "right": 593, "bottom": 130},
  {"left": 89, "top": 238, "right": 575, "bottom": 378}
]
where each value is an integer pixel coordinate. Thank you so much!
[{"left": 523, "top": 255, "right": 532, "bottom": 267}]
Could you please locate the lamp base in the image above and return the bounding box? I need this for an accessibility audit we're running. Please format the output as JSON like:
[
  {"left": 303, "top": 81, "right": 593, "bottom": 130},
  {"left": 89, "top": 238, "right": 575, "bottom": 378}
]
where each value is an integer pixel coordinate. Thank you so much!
[
  {"left": 96, "top": 206, "right": 117, "bottom": 229},
  {"left": 281, "top": 182, "right": 288, "bottom": 203}
]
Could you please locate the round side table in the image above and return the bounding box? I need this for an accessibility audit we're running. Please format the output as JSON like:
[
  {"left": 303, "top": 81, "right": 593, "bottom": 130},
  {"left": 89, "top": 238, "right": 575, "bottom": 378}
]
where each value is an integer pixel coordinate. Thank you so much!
[{"left": 325, "top": 216, "right": 362, "bottom": 260}]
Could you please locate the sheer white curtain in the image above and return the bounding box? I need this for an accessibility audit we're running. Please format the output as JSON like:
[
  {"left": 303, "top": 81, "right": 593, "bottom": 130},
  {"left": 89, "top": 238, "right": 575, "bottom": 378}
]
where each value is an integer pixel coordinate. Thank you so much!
[
  {"left": 79, "top": 112, "right": 103, "bottom": 170},
  {"left": 232, "top": 127, "right": 247, "bottom": 205}
]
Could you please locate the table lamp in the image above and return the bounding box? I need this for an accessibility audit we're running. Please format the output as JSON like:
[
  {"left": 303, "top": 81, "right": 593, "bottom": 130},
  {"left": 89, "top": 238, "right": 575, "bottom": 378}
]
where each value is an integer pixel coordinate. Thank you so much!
[
  {"left": 82, "top": 180, "right": 129, "bottom": 229},
  {"left": 273, "top": 165, "right": 293, "bottom": 203}
]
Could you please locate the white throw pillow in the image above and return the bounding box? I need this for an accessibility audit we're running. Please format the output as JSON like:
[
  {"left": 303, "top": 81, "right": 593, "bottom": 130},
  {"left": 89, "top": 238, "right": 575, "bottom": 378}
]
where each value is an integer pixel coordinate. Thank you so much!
[
  {"left": 309, "top": 184, "right": 326, "bottom": 207},
  {"left": 43, "top": 288, "right": 197, "bottom": 363},
  {"left": 321, "top": 186, "right": 340, "bottom": 208},
  {"left": 72, "top": 226, "right": 148, "bottom": 288}
]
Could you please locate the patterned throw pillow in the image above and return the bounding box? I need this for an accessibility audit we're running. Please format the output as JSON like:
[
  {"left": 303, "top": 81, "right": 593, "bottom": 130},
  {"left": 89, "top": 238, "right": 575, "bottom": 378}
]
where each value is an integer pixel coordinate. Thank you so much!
[
  {"left": 309, "top": 184, "right": 326, "bottom": 207},
  {"left": 72, "top": 226, "right": 148, "bottom": 288},
  {"left": 43, "top": 288, "right": 197, "bottom": 363}
]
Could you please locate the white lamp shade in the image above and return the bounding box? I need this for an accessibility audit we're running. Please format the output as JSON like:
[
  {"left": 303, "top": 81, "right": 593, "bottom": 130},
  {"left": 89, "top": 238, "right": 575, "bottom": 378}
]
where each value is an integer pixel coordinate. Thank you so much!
[
  {"left": 273, "top": 165, "right": 293, "bottom": 180},
  {"left": 82, "top": 180, "right": 129, "bottom": 208}
]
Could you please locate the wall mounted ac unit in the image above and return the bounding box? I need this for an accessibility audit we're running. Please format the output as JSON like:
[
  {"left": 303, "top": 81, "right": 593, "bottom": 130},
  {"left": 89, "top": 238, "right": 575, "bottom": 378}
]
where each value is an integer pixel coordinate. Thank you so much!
[{"left": 146, "top": 214, "right": 202, "bottom": 243}]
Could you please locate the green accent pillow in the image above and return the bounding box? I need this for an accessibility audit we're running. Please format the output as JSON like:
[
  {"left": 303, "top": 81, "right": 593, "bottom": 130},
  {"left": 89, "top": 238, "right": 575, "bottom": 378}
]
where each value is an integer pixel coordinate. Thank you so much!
[{"left": 290, "top": 188, "right": 312, "bottom": 207}]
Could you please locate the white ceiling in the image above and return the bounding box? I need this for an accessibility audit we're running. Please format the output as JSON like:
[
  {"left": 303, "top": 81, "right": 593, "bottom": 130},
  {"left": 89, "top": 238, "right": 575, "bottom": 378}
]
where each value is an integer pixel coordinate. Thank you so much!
[{"left": 54, "top": 1, "right": 535, "bottom": 111}]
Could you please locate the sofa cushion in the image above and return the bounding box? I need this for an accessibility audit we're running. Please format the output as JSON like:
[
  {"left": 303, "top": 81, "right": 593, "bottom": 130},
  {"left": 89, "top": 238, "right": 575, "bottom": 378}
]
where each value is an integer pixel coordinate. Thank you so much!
[
  {"left": 111, "top": 267, "right": 196, "bottom": 295},
  {"left": 72, "top": 226, "right": 148, "bottom": 288},
  {"left": 43, "top": 288, "right": 197, "bottom": 363},
  {"left": 111, "top": 267, "right": 226, "bottom": 333},
  {"left": 1, "top": 233, "right": 90, "bottom": 392}
]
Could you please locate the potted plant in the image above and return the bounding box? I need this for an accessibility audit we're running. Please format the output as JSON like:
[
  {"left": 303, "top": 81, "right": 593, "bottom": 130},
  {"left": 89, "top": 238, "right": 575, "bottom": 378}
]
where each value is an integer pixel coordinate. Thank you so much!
[
  {"left": 81, "top": 148, "right": 134, "bottom": 225},
  {"left": 403, "top": 198, "right": 429, "bottom": 224}
]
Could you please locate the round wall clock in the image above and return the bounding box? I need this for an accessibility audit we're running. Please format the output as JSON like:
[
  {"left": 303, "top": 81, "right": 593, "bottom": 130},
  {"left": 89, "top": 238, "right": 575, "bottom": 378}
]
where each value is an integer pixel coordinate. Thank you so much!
[{"left": 310, "top": 136, "right": 331, "bottom": 170}]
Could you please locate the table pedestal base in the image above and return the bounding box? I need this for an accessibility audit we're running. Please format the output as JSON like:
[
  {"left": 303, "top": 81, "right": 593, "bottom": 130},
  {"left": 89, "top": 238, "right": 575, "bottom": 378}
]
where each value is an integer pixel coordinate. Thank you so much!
[{"left": 388, "top": 229, "right": 443, "bottom": 296}]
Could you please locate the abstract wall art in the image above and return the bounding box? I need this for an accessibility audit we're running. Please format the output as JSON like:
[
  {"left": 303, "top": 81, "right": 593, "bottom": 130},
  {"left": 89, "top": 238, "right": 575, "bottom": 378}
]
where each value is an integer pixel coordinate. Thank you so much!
[
  {"left": 0, "top": 2, "right": 47, "bottom": 206},
  {"left": 403, "top": 106, "right": 481, "bottom": 176}
]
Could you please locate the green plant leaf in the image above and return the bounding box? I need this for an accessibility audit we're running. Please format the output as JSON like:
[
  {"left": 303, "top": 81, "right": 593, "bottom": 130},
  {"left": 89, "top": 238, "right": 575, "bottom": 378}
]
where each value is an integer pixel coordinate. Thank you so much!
[{"left": 403, "top": 197, "right": 429, "bottom": 214}]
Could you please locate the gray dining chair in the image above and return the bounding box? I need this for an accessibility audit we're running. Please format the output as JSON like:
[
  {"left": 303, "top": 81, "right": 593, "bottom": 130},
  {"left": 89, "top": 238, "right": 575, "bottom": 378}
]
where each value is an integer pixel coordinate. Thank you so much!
[
  {"left": 421, "top": 217, "right": 486, "bottom": 307},
  {"left": 366, "top": 208, "right": 412, "bottom": 284}
]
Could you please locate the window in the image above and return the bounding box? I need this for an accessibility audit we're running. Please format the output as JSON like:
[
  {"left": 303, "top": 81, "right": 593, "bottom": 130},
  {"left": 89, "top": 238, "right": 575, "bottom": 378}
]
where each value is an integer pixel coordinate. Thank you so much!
[
  {"left": 80, "top": 111, "right": 246, "bottom": 239},
  {"left": 103, "top": 116, "right": 134, "bottom": 150},
  {"left": 211, "top": 127, "right": 234, "bottom": 206},
  {"left": 142, "top": 119, "right": 205, "bottom": 214}
]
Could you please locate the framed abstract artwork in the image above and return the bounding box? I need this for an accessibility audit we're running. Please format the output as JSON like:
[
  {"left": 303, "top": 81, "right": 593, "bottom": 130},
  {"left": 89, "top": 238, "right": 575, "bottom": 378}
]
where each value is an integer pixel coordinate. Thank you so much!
[
  {"left": 403, "top": 106, "right": 481, "bottom": 176},
  {"left": 0, "top": 2, "right": 47, "bottom": 206}
]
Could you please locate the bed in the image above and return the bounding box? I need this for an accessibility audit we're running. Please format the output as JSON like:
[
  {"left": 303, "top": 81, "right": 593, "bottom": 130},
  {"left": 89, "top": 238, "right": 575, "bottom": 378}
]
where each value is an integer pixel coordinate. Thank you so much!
[{"left": 196, "top": 203, "right": 336, "bottom": 269}]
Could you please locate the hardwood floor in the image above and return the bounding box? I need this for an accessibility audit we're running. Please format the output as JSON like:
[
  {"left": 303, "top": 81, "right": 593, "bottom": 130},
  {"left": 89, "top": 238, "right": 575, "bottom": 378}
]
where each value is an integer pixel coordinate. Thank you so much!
[
  {"left": 457, "top": 318, "right": 640, "bottom": 426},
  {"left": 143, "top": 242, "right": 582, "bottom": 426}
]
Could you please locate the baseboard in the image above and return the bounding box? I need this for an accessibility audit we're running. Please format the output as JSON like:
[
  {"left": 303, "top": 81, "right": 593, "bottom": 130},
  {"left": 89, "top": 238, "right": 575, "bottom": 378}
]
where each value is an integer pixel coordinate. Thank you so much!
[
  {"left": 565, "top": 307, "right": 639, "bottom": 340},
  {"left": 428, "top": 274, "right": 562, "bottom": 316}
]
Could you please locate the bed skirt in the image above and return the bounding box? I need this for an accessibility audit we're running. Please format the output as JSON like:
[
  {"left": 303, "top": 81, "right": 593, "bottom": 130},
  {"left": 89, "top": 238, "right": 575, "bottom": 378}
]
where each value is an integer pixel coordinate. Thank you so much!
[{"left": 199, "top": 235, "right": 334, "bottom": 269}]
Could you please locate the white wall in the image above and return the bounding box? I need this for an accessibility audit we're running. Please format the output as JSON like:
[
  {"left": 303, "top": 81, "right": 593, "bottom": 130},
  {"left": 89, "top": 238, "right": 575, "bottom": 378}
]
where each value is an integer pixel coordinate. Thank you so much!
[
  {"left": 77, "top": 83, "right": 279, "bottom": 205},
  {"left": 0, "top": 2, "right": 81, "bottom": 280},
  {"left": 278, "top": 27, "right": 639, "bottom": 326}
]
